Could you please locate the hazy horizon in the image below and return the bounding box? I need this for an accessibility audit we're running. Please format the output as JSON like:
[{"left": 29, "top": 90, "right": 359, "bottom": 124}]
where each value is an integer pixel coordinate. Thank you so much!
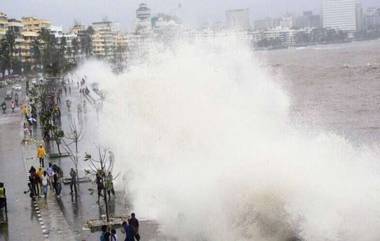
[{"left": 1, "top": 0, "right": 379, "bottom": 31}]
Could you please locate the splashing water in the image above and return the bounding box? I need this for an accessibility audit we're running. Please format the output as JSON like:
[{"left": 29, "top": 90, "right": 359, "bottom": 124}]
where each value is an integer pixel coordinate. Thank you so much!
[{"left": 76, "top": 37, "right": 380, "bottom": 241}]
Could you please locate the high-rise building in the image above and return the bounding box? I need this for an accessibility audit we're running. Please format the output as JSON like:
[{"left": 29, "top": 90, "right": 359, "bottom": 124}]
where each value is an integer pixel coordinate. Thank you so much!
[
  {"left": 364, "top": 7, "right": 380, "bottom": 30},
  {"left": 295, "top": 11, "right": 321, "bottom": 29},
  {"left": 225, "top": 9, "right": 251, "bottom": 30},
  {"left": 322, "top": 0, "right": 362, "bottom": 31}
]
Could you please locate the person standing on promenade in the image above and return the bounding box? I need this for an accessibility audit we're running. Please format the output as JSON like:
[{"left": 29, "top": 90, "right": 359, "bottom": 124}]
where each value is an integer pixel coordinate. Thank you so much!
[
  {"left": 96, "top": 172, "right": 104, "bottom": 204},
  {"left": 37, "top": 144, "right": 47, "bottom": 167},
  {"left": 69, "top": 168, "right": 77, "bottom": 195},
  {"left": 105, "top": 172, "right": 115, "bottom": 200},
  {"left": 41, "top": 171, "right": 49, "bottom": 199}
]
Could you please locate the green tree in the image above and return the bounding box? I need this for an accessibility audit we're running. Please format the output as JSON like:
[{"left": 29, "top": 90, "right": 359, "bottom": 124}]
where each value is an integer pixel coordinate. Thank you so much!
[
  {"left": 80, "top": 26, "right": 94, "bottom": 57},
  {"left": 72, "top": 37, "right": 80, "bottom": 61},
  {"left": 57, "top": 36, "right": 67, "bottom": 73},
  {"left": 31, "top": 39, "right": 42, "bottom": 70},
  {"left": 0, "top": 30, "right": 16, "bottom": 76},
  {"left": 38, "top": 28, "right": 68, "bottom": 76}
]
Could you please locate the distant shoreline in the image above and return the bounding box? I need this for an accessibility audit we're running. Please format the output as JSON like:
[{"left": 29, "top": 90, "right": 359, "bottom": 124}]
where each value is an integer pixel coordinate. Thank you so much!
[{"left": 254, "top": 37, "right": 380, "bottom": 51}]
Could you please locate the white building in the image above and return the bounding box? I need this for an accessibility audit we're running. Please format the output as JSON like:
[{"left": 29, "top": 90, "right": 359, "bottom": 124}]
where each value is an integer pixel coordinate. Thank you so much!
[
  {"left": 322, "top": 0, "right": 363, "bottom": 31},
  {"left": 225, "top": 9, "right": 251, "bottom": 30},
  {"left": 91, "top": 21, "right": 127, "bottom": 61},
  {"left": 63, "top": 32, "right": 78, "bottom": 62},
  {"left": 48, "top": 25, "right": 64, "bottom": 39}
]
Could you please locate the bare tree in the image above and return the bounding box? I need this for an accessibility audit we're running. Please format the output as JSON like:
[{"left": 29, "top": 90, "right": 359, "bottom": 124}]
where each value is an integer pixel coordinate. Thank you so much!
[
  {"left": 84, "top": 148, "right": 117, "bottom": 223},
  {"left": 62, "top": 117, "right": 84, "bottom": 185}
]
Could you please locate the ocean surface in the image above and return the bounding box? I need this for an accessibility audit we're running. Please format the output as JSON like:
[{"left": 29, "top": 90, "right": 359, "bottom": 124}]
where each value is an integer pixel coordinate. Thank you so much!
[{"left": 258, "top": 40, "right": 380, "bottom": 145}]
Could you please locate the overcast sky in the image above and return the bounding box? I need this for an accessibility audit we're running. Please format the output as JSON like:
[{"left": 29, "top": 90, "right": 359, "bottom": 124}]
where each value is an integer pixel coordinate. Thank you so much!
[{"left": 1, "top": 0, "right": 378, "bottom": 31}]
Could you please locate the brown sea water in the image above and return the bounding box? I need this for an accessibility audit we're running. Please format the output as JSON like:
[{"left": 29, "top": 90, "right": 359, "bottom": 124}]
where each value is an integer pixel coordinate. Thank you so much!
[{"left": 258, "top": 40, "right": 380, "bottom": 144}]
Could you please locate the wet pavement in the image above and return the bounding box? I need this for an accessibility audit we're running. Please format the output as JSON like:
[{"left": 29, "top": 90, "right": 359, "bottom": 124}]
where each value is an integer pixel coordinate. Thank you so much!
[
  {"left": 0, "top": 80, "right": 159, "bottom": 241},
  {"left": 0, "top": 108, "right": 44, "bottom": 241}
]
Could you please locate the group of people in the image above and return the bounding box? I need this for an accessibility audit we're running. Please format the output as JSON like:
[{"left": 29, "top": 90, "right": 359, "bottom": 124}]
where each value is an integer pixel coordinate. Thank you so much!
[
  {"left": 96, "top": 170, "right": 115, "bottom": 203},
  {"left": 27, "top": 145, "right": 65, "bottom": 199},
  {"left": 22, "top": 101, "right": 37, "bottom": 140},
  {"left": 78, "top": 77, "right": 91, "bottom": 97},
  {"left": 28, "top": 162, "right": 64, "bottom": 199},
  {"left": 100, "top": 213, "right": 140, "bottom": 241},
  {"left": 1, "top": 92, "right": 18, "bottom": 114}
]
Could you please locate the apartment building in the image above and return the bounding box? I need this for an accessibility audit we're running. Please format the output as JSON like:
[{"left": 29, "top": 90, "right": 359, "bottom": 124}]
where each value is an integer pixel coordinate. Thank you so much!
[
  {"left": 0, "top": 12, "right": 8, "bottom": 39},
  {"left": 91, "top": 21, "right": 124, "bottom": 59}
]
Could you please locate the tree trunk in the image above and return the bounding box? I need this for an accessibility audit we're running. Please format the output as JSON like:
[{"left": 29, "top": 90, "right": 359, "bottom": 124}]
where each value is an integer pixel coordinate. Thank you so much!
[
  {"left": 103, "top": 180, "right": 110, "bottom": 222},
  {"left": 56, "top": 141, "right": 61, "bottom": 155}
]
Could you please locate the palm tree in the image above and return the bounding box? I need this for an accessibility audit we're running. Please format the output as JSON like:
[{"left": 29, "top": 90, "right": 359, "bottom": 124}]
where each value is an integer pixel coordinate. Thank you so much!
[
  {"left": 31, "top": 39, "right": 42, "bottom": 70},
  {"left": 5, "top": 30, "right": 16, "bottom": 71}
]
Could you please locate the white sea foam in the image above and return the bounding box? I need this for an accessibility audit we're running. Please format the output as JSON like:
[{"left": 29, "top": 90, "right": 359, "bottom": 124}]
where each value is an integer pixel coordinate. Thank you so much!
[{"left": 75, "top": 37, "right": 380, "bottom": 241}]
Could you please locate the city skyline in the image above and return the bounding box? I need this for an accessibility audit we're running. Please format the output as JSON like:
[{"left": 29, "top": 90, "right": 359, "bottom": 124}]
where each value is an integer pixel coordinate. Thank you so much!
[{"left": 1, "top": 0, "right": 378, "bottom": 30}]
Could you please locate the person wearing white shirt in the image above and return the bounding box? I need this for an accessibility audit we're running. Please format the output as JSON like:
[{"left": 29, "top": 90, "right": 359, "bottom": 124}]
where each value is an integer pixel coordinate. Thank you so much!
[{"left": 41, "top": 171, "right": 49, "bottom": 199}]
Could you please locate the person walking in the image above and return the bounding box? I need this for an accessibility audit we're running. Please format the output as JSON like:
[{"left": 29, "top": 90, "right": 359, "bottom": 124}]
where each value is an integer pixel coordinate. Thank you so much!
[
  {"left": 0, "top": 182, "right": 7, "bottom": 214},
  {"left": 14, "top": 92, "right": 18, "bottom": 106},
  {"left": 110, "top": 229, "right": 118, "bottom": 241},
  {"left": 36, "top": 167, "right": 44, "bottom": 179},
  {"left": 69, "top": 168, "right": 77, "bottom": 195},
  {"left": 66, "top": 99, "right": 71, "bottom": 112},
  {"left": 47, "top": 163, "right": 54, "bottom": 187},
  {"left": 23, "top": 122, "right": 30, "bottom": 140},
  {"left": 129, "top": 213, "right": 140, "bottom": 241},
  {"left": 11, "top": 101, "right": 15, "bottom": 112},
  {"left": 37, "top": 144, "right": 47, "bottom": 167},
  {"left": 53, "top": 172, "right": 61, "bottom": 197},
  {"left": 41, "top": 171, "right": 49, "bottom": 199},
  {"left": 1, "top": 101, "right": 6, "bottom": 114},
  {"left": 100, "top": 225, "right": 110, "bottom": 241},
  {"left": 29, "top": 171, "right": 39, "bottom": 197},
  {"left": 36, "top": 167, "right": 44, "bottom": 197},
  {"left": 123, "top": 220, "right": 136, "bottom": 241}
]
